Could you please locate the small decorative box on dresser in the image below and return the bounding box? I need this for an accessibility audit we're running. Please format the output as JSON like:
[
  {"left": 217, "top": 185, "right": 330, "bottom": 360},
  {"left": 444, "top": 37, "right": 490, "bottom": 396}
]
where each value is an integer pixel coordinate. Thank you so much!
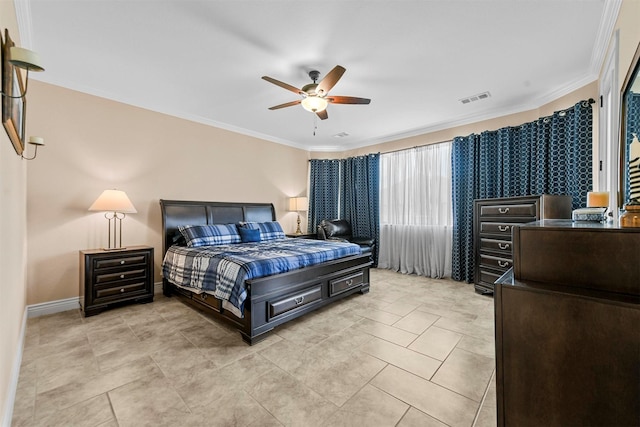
[
  {"left": 79, "top": 245, "right": 154, "bottom": 316},
  {"left": 473, "top": 195, "right": 572, "bottom": 294}
]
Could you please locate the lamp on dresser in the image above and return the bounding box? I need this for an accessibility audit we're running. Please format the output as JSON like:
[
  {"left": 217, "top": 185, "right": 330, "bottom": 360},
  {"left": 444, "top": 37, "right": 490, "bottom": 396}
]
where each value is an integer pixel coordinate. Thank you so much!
[
  {"left": 288, "top": 196, "right": 309, "bottom": 235},
  {"left": 89, "top": 189, "right": 137, "bottom": 250}
]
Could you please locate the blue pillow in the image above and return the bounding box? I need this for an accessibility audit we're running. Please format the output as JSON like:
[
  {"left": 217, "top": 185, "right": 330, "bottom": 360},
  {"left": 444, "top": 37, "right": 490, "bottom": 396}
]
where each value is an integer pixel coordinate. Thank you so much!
[
  {"left": 238, "top": 227, "right": 261, "bottom": 243},
  {"left": 178, "top": 224, "right": 241, "bottom": 247},
  {"left": 240, "top": 221, "right": 285, "bottom": 241}
]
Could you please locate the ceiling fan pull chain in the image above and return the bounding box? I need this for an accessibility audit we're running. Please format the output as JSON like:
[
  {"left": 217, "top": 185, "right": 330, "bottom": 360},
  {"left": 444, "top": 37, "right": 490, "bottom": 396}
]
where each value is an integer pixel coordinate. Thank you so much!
[{"left": 313, "top": 115, "right": 318, "bottom": 136}]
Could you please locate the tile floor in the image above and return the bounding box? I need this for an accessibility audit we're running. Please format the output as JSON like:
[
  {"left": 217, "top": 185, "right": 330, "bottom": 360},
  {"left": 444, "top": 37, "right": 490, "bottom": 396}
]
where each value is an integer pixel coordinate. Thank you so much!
[{"left": 11, "top": 268, "right": 497, "bottom": 427}]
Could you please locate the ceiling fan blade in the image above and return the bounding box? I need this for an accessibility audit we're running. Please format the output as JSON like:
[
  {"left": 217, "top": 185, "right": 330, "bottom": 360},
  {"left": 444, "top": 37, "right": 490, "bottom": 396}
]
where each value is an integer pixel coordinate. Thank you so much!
[
  {"left": 268, "top": 100, "right": 301, "bottom": 110},
  {"left": 262, "top": 76, "right": 303, "bottom": 95},
  {"left": 316, "top": 110, "right": 328, "bottom": 120},
  {"left": 316, "top": 65, "right": 346, "bottom": 96},
  {"left": 327, "top": 96, "right": 371, "bottom": 105}
]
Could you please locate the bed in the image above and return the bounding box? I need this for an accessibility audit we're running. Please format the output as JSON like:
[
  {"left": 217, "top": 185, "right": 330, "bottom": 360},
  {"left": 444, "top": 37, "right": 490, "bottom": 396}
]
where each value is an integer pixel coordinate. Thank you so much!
[{"left": 160, "top": 199, "right": 372, "bottom": 344}]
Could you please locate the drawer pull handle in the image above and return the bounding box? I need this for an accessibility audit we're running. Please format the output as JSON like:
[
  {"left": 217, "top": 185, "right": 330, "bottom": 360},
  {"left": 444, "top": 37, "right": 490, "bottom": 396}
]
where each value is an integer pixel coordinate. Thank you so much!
[
  {"left": 498, "top": 225, "right": 510, "bottom": 232},
  {"left": 120, "top": 260, "right": 125, "bottom": 265},
  {"left": 498, "top": 207, "right": 510, "bottom": 214},
  {"left": 294, "top": 296, "right": 304, "bottom": 305},
  {"left": 120, "top": 288, "right": 125, "bottom": 293},
  {"left": 119, "top": 274, "right": 125, "bottom": 279},
  {"left": 498, "top": 260, "right": 510, "bottom": 268},
  {"left": 346, "top": 279, "right": 353, "bottom": 286},
  {"left": 498, "top": 243, "right": 510, "bottom": 250},
  {"left": 202, "top": 294, "right": 208, "bottom": 300}
]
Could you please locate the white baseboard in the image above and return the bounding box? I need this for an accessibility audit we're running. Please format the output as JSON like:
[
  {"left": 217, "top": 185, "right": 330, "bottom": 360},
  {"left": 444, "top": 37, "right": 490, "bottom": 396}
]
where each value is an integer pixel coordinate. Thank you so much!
[
  {"left": 2, "top": 308, "right": 27, "bottom": 427},
  {"left": 27, "top": 281, "right": 164, "bottom": 319},
  {"left": 27, "top": 297, "right": 80, "bottom": 318}
]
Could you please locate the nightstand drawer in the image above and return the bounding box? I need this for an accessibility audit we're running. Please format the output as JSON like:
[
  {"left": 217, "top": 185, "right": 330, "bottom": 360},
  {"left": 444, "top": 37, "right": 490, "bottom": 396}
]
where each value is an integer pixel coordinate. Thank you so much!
[
  {"left": 95, "top": 281, "right": 147, "bottom": 301},
  {"left": 95, "top": 268, "right": 146, "bottom": 285},
  {"left": 94, "top": 254, "right": 147, "bottom": 270}
]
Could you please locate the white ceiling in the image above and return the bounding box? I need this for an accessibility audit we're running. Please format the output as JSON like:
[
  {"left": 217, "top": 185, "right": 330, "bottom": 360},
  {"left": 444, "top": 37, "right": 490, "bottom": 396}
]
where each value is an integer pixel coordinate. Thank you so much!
[{"left": 17, "top": 0, "right": 617, "bottom": 152}]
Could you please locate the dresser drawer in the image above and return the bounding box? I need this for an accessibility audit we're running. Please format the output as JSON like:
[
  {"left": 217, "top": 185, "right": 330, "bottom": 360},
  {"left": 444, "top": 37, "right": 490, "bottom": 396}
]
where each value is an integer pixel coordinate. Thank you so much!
[
  {"left": 480, "top": 203, "right": 537, "bottom": 218},
  {"left": 480, "top": 253, "right": 512, "bottom": 271},
  {"left": 268, "top": 285, "right": 322, "bottom": 320},
  {"left": 480, "top": 237, "right": 513, "bottom": 254},
  {"left": 330, "top": 271, "right": 364, "bottom": 296},
  {"left": 94, "top": 254, "right": 147, "bottom": 270},
  {"left": 95, "top": 268, "right": 146, "bottom": 285},
  {"left": 480, "top": 222, "right": 517, "bottom": 236},
  {"left": 478, "top": 268, "right": 504, "bottom": 286}
]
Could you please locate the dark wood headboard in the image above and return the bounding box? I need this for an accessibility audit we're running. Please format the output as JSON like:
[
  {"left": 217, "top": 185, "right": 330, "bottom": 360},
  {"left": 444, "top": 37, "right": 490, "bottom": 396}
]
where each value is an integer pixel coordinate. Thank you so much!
[{"left": 159, "top": 200, "right": 276, "bottom": 256}]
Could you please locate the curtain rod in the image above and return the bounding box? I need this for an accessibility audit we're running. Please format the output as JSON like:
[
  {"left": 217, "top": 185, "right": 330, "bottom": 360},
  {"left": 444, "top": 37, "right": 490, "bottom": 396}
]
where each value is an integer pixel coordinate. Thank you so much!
[
  {"left": 380, "top": 139, "right": 452, "bottom": 155},
  {"left": 309, "top": 98, "right": 596, "bottom": 161},
  {"left": 308, "top": 139, "right": 451, "bottom": 161}
]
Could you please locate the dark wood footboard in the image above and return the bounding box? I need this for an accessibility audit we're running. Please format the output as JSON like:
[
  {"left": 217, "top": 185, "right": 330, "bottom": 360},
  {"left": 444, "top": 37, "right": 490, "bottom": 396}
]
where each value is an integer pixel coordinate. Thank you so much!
[
  {"left": 160, "top": 199, "right": 372, "bottom": 344},
  {"left": 163, "top": 253, "right": 371, "bottom": 344}
]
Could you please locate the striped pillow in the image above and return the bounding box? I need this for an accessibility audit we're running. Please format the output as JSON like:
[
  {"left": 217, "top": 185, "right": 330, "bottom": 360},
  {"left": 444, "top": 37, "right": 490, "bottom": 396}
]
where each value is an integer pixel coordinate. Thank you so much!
[
  {"left": 240, "top": 221, "right": 285, "bottom": 241},
  {"left": 178, "top": 224, "right": 241, "bottom": 247}
]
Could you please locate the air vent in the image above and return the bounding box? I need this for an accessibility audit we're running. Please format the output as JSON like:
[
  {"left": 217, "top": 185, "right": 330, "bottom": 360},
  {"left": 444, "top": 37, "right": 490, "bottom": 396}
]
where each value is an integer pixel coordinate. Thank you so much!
[
  {"left": 333, "top": 132, "right": 350, "bottom": 138},
  {"left": 460, "top": 91, "right": 491, "bottom": 105}
]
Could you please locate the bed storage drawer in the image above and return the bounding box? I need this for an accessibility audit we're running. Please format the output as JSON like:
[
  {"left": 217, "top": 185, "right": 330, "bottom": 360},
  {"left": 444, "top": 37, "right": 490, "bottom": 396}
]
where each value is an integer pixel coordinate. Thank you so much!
[
  {"left": 330, "top": 271, "right": 364, "bottom": 296},
  {"left": 192, "top": 291, "right": 222, "bottom": 312},
  {"left": 268, "top": 285, "right": 322, "bottom": 319}
]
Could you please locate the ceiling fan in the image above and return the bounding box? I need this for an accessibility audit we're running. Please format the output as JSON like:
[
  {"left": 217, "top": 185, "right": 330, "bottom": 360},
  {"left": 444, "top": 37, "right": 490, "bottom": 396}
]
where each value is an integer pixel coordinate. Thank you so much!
[{"left": 261, "top": 65, "right": 370, "bottom": 120}]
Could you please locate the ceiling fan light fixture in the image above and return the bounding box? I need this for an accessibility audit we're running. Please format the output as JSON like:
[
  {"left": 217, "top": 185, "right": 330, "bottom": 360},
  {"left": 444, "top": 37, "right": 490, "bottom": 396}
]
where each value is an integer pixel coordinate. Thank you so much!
[{"left": 301, "top": 96, "right": 328, "bottom": 113}]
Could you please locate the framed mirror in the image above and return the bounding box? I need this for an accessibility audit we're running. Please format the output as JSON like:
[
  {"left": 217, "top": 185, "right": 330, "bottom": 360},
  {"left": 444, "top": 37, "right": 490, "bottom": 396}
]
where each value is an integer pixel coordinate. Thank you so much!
[{"left": 620, "top": 42, "right": 640, "bottom": 207}]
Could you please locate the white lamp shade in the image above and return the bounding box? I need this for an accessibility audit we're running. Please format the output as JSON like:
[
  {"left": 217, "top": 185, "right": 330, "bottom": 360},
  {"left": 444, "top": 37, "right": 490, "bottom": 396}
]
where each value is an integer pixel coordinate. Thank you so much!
[
  {"left": 301, "top": 96, "right": 328, "bottom": 112},
  {"left": 9, "top": 47, "right": 45, "bottom": 72},
  {"left": 89, "top": 190, "right": 137, "bottom": 213},
  {"left": 289, "top": 196, "right": 309, "bottom": 212}
]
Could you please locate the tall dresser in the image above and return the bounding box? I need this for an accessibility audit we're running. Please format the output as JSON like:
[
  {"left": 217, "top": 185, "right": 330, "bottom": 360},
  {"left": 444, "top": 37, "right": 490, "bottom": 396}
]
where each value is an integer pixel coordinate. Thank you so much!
[{"left": 473, "top": 195, "right": 572, "bottom": 294}]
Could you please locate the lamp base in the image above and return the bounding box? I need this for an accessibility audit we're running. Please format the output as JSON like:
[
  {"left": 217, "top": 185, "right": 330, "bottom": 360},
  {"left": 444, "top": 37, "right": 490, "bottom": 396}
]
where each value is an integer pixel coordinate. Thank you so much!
[
  {"left": 295, "top": 214, "right": 302, "bottom": 234},
  {"left": 101, "top": 247, "right": 129, "bottom": 251}
]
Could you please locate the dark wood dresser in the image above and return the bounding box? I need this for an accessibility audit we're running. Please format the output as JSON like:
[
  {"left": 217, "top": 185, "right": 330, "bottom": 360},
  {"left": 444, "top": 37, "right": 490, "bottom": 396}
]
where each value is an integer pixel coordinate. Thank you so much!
[
  {"left": 79, "top": 245, "right": 154, "bottom": 316},
  {"left": 494, "top": 220, "right": 640, "bottom": 426},
  {"left": 473, "top": 195, "right": 572, "bottom": 294}
]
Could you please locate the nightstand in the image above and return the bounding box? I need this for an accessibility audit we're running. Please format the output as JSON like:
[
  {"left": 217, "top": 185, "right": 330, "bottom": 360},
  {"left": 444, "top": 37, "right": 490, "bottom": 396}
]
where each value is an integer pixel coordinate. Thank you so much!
[
  {"left": 79, "top": 245, "right": 154, "bottom": 316},
  {"left": 286, "top": 233, "right": 317, "bottom": 239}
]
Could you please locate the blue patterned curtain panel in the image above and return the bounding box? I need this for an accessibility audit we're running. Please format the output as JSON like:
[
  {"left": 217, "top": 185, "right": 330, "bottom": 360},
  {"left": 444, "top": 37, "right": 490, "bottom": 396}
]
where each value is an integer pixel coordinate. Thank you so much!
[
  {"left": 341, "top": 154, "right": 380, "bottom": 265},
  {"left": 451, "top": 100, "right": 593, "bottom": 283},
  {"left": 308, "top": 159, "right": 342, "bottom": 233}
]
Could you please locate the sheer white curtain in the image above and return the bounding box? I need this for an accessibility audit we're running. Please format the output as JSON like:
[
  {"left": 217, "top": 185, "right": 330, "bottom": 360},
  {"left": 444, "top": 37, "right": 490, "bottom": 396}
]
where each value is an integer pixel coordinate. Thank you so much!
[{"left": 378, "top": 142, "right": 453, "bottom": 278}]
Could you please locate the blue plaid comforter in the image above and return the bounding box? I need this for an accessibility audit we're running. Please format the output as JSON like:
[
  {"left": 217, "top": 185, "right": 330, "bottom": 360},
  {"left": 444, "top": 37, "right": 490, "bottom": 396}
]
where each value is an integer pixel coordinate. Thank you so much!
[{"left": 162, "top": 238, "right": 361, "bottom": 314}]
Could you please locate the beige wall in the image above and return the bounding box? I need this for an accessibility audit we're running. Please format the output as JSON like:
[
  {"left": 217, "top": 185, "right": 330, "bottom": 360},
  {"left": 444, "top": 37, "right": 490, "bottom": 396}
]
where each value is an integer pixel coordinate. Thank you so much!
[
  {"left": 0, "top": 2, "right": 28, "bottom": 423},
  {"left": 26, "top": 82, "right": 310, "bottom": 305}
]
